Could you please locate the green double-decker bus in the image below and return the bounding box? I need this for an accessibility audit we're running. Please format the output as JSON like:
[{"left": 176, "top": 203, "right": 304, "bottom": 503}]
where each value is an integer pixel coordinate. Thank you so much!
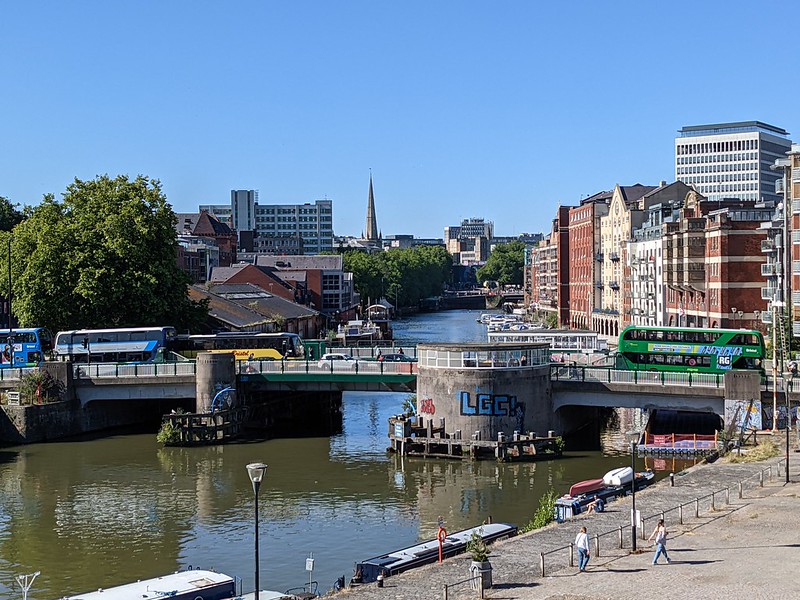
[{"left": 617, "top": 326, "right": 765, "bottom": 374}]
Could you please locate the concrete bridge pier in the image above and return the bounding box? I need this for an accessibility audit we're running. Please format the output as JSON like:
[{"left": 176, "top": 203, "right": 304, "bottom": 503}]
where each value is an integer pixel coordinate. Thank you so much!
[
  {"left": 196, "top": 352, "right": 237, "bottom": 412},
  {"left": 415, "top": 342, "right": 558, "bottom": 443}
]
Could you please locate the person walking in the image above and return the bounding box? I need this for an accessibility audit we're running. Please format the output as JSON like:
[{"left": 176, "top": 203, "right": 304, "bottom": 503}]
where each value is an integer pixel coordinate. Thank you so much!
[
  {"left": 648, "top": 518, "right": 672, "bottom": 564},
  {"left": 575, "top": 526, "right": 590, "bottom": 572}
]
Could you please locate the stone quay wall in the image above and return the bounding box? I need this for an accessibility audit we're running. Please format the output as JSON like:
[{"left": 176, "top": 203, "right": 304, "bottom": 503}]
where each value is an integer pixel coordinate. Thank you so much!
[{"left": 341, "top": 450, "right": 797, "bottom": 599}]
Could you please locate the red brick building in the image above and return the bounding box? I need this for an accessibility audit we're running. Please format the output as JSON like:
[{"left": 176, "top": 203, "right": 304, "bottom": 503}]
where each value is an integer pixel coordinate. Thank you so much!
[{"left": 567, "top": 191, "right": 610, "bottom": 329}]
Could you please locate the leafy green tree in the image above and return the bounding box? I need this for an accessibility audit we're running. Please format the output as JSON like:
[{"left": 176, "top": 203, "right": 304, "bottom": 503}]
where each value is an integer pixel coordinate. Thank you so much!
[
  {"left": 0, "top": 196, "right": 24, "bottom": 231},
  {"left": 4, "top": 175, "right": 208, "bottom": 333},
  {"left": 343, "top": 246, "right": 452, "bottom": 309},
  {"left": 477, "top": 241, "right": 526, "bottom": 286}
]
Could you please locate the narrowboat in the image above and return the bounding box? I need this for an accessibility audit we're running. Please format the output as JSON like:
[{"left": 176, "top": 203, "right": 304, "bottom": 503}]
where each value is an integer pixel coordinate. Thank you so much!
[
  {"left": 58, "top": 568, "right": 297, "bottom": 600},
  {"left": 350, "top": 523, "right": 517, "bottom": 585}
]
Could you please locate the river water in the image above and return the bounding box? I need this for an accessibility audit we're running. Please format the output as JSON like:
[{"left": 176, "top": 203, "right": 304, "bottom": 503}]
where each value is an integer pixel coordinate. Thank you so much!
[{"left": 0, "top": 310, "right": 690, "bottom": 599}]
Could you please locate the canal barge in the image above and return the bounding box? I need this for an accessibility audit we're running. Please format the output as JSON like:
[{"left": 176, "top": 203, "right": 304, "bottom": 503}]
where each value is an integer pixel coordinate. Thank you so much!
[
  {"left": 350, "top": 523, "right": 517, "bottom": 585},
  {"left": 58, "top": 568, "right": 295, "bottom": 600}
]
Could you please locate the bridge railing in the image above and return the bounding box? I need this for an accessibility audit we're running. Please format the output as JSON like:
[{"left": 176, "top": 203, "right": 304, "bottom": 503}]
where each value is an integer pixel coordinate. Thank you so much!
[
  {"left": 238, "top": 358, "right": 418, "bottom": 375},
  {"left": 74, "top": 362, "right": 198, "bottom": 379},
  {"left": 550, "top": 366, "right": 724, "bottom": 388},
  {"left": 419, "top": 347, "right": 549, "bottom": 369}
]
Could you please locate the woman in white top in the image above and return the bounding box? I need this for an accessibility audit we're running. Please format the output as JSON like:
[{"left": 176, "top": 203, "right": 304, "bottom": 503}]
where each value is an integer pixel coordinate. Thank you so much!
[
  {"left": 575, "top": 526, "right": 590, "bottom": 572},
  {"left": 648, "top": 518, "right": 672, "bottom": 564}
]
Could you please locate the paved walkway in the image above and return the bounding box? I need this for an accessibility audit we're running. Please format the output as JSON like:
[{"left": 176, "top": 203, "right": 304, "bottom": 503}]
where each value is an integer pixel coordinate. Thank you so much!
[{"left": 337, "top": 452, "right": 799, "bottom": 599}]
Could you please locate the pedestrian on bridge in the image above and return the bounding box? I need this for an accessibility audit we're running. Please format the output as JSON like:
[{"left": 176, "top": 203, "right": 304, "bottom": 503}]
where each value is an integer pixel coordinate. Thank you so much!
[{"left": 575, "top": 526, "right": 590, "bottom": 572}]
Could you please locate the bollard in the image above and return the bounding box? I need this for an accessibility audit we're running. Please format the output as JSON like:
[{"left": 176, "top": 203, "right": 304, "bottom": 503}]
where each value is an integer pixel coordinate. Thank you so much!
[
  {"left": 759, "top": 470, "right": 764, "bottom": 487},
  {"left": 594, "top": 534, "right": 599, "bottom": 558},
  {"left": 569, "top": 542, "right": 574, "bottom": 567},
  {"left": 725, "top": 487, "right": 730, "bottom": 505},
  {"left": 377, "top": 574, "right": 384, "bottom": 588},
  {"left": 769, "top": 466, "right": 773, "bottom": 482},
  {"left": 618, "top": 526, "right": 623, "bottom": 549},
  {"left": 660, "top": 511, "right": 665, "bottom": 522},
  {"left": 678, "top": 504, "right": 683, "bottom": 524},
  {"left": 695, "top": 498, "right": 699, "bottom": 518},
  {"left": 711, "top": 492, "right": 715, "bottom": 511},
  {"left": 540, "top": 552, "right": 545, "bottom": 577},
  {"left": 670, "top": 472, "right": 675, "bottom": 487},
  {"left": 738, "top": 481, "right": 743, "bottom": 499},
  {"left": 443, "top": 584, "right": 448, "bottom": 600}
]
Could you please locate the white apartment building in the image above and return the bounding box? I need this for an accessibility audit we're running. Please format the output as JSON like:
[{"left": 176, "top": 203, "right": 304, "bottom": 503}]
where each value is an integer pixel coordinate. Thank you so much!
[
  {"left": 201, "top": 192, "right": 334, "bottom": 255},
  {"left": 675, "top": 121, "right": 791, "bottom": 204}
]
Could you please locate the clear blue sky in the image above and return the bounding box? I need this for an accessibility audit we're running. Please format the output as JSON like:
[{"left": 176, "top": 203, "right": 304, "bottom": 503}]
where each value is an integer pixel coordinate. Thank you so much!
[{"left": 2, "top": 1, "right": 799, "bottom": 239}]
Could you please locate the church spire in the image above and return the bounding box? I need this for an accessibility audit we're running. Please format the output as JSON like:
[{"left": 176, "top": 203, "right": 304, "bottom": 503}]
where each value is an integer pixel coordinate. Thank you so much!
[{"left": 365, "top": 171, "right": 379, "bottom": 241}]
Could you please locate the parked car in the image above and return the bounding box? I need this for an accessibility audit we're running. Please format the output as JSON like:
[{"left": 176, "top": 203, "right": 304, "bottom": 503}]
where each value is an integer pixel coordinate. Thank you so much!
[{"left": 318, "top": 353, "right": 356, "bottom": 369}]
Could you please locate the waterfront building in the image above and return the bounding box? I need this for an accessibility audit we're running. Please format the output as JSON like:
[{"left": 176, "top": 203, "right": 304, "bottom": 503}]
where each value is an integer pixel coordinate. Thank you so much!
[
  {"left": 764, "top": 144, "right": 800, "bottom": 343},
  {"left": 626, "top": 182, "right": 693, "bottom": 327},
  {"left": 675, "top": 121, "right": 791, "bottom": 204},
  {"left": 663, "top": 193, "right": 769, "bottom": 330},
  {"left": 567, "top": 191, "right": 610, "bottom": 330},
  {"left": 189, "top": 283, "right": 323, "bottom": 337},
  {"left": 247, "top": 254, "right": 359, "bottom": 319},
  {"left": 528, "top": 233, "right": 556, "bottom": 320},
  {"left": 208, "top": 262, "right": 306, "bottom": 305},
  {"left": 200, "top": 192, "right": 334, "bottom": 255},
  {"left": 596, "top": 184, "right": 658, "bottom": 337}
]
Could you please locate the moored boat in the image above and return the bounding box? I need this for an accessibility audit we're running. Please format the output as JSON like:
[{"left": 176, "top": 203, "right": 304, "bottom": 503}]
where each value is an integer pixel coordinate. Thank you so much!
[
  {"left": 569, "top": 478, "right": 605, "bottom": 497},
  {"left": 554, "top": 468, "right": 655, "bottom": 522},
  {"left": 58, "top": 568, "right": 299, "bottom": 600},
  {"left": 350, "top": 523, "right": 517, "bottom": 585}
]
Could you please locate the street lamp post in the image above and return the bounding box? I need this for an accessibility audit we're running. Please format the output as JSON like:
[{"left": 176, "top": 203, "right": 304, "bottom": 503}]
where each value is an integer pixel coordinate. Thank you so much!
[
  {"left": 246, "top": 462, "right": 268, "bottom": 600},
  {"left": 626, "top": 431, "right": 640, "bottom": 551}
]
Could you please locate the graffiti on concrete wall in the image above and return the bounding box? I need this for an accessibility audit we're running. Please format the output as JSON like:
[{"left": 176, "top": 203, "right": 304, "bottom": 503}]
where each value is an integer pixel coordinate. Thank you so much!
[
  {"left": 459, "top": 391, "right": 525, "bottom": 431},
  {"left": 419, "top": 398, "right": 436, "bottom": 415}
]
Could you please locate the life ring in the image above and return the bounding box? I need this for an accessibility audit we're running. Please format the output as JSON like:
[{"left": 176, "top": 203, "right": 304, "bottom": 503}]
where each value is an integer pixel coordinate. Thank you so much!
[{"left": 437, "top": 527, "right": 447, "bottom": 543}]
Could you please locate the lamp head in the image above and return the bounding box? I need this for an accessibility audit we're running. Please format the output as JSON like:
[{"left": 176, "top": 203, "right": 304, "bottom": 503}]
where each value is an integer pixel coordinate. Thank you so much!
[{"left": 246, "top": 462, "right": 268, "bottom": 486}]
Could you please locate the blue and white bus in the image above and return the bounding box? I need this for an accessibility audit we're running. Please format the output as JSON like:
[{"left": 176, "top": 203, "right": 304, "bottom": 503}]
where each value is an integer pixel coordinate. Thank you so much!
[
  {"left": 53, "top": 327, "right": 177, "bottom": 363},
  {"left": 0, "top": 327, "right": 54, "bottom": 367}
]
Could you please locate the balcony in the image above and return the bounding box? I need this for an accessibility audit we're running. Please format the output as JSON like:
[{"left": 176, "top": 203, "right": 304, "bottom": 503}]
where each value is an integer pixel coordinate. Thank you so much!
[
  {"left": 794, "top": 199, "right": 800, "bottom": 214},
  {"left": 595, "top": 253, "right": 604, "bottom": 262},
  {"left": 596, "top": 282, "right": 604, "bottom": 289},
  {"left": 776, "top": 178, "right": 785, "bottom": 195},
  {"left": 761, "top": 239, "right": 776, "bottom": 252},
  {"left": 794, "top": 290, "right": 800, "bottom": 305},
  {"left": 762, "top": 286, "right": 778, "bottom": 300},
  {"left": 609, "top": 252, "right": 620, "bottom": 262},
  {"left": 761, "top": 263, "right": 781, "bottom": 276},
  {"left": 761, "top": 311, "right": 773, "bottom": 324},
  {"left": 609, "top": 281, "right": 620, "bottom": 290}
]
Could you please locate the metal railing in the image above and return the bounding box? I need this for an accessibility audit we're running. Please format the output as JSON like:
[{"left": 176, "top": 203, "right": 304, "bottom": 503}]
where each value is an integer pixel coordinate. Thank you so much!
[
  {"left": 442, "top": 574, "right": 484, "bottom": 600},
  {"left": 74, "top": 362, "right": 197, "bottom": 379},
  {"left": 537, "top": 459, "right": 787, "bottom": 577},
  {"left": 550, "top": 366, "right": 724, "bottom": 388}
]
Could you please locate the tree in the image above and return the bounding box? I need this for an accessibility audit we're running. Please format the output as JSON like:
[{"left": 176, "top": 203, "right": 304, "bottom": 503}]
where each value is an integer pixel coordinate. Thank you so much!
[
  {"left": 0, "top": 196, "right": 24, "bottom": 231},
  {"left": 342, "top": 246, "right": 452, "bottom": 309},
  {"left": 477, "top": 241, "right": 526, "bottom": 286},
  {"left": 4, "top": 175, "right": 208, "bottom": 333}
]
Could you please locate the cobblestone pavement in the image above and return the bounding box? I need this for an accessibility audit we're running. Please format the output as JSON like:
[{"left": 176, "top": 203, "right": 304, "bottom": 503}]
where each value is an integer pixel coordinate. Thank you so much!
[{"left": 336, "top": 453, "right": 799, "bottom": 599}]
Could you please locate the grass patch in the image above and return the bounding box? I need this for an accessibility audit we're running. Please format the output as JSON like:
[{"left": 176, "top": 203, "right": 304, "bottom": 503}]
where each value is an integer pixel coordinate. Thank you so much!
[{"left": 726, "top": 440, "right": 781, "bottom": 463}]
